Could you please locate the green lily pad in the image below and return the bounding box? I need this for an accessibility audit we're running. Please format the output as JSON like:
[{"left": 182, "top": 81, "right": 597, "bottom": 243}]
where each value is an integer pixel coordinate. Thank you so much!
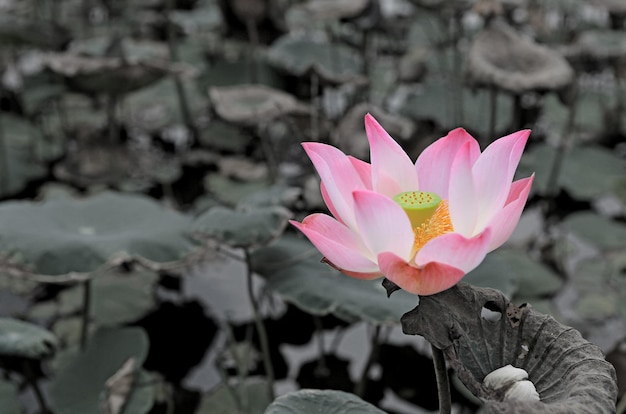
[
  {"left": 0, "top": 318, "right": 57, "bottom": 359},
  {"left": 204, "top": 173, "right": 271, "bottom": 205},
  {"left": 517, "top": 143, "right": 625, "bottom": 200},
  {"left": 0, "top": 191, "right": 195, "bottom": 275},
  {"left": 264, "top": 389, "right": 386, "bottom": 414},
  {"left": 198, "top": 120, "right": 253, "bottom": 153},
  {"left": 208, "top": 84, "right": 311, "bottom": 126},
  {"left": 569, "top": 260, "right": 620, "bottom": 321},
  {"left": 43, "top": 53, "right": 170, "bottom": 96},
  {"left": 171, "top": 1, "right": 224, "bottom": 34},
  {"left": 540, "top": 93, "right": 613, "bottom": 141},
  {"left": 461, "top": 250, "right": 517, "bottom": 298},
  {"left": 192, "top": 206, "right": 291, "bottom": 248},
  {"left": 250, "top": 234, "right": 417, "bottom": 325},
  {"left": 398, "top": 80, "right": 514, "bottom": 138},
  {"left": 267, "top": 34, "right": 364, "bottom": 84},
  {"left": 0, "top": 114, "right": 53, "bottom": 198},
  {"left": 469, "top": 248, "right": 562, "bottom": 300},
  {"left": 0, "top": 14, "right": 70, "bottom": 50},
  {"left": 562, "top": 212, "right": 626, "bottom": 252},
  {"left": 197, "top": 378, "right": 271, "bottom": 414},
  {"left": 239, "top": 185, "right": 301, "bottom": 208},
  {"left": 0, "top": 379, "right": 20, "bottom": 414},
  {"left": 49, "top": 327, "right": 152, "bottom": 414},
  {"left": 126, "top": 77, "right": 208, "bottom": 132},
  {"left": 30, "top": 270, "right": 159, "bottom": 327}
]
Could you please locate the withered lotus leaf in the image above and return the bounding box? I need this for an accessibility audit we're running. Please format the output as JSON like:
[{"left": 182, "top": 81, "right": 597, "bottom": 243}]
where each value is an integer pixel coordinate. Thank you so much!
[{"left": 400, "top": 283, "right": 617, "bottom": 413}]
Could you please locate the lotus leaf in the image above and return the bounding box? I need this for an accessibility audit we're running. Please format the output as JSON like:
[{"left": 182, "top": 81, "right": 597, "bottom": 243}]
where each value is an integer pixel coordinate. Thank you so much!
[
  {"left": 267, "top": 34, "right": 364, "bottom": 84},
  {"left": 400, "top": 283, "right": 618, "bottom": 413},
  {"left": 197, "top": 379, "right": 271, "bottom": 414},
  {"left": 264, "top": 389, "right": 386, "bottom": 414},
  {"left": 517, "top": 143, "right": 625, "bottom": 200},
  {"left": 0, "top": 191, "right": 195, "bottom": 275},
  {"left": 0, "top": 318, "right": 57, "bottom": 359},
  {"left": 192, "top": 206, "right": 291, "bottom": 248},
  {"left": 49, "top": 327, "right": 152, "bottom": 414},
  {"left": 250, "top": 235, "right": 417, "bottom": 325},
  {"left": 0, "top": 379, "right": 20, "bottom": 414}
]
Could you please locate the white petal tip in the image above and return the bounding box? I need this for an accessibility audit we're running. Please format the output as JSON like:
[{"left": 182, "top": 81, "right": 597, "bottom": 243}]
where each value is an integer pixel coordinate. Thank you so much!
[
  {"left": 483, "top": 364, "right": 529, "bottom": 389},
  {"left": 504, "top": 380, "right": 540, "bottom": 402}
]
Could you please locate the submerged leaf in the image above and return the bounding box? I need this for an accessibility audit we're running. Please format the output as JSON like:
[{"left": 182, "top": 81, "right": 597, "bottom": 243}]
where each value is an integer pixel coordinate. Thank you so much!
[{"left": 400, "top": 283, "right": 617, "bottom": 413}]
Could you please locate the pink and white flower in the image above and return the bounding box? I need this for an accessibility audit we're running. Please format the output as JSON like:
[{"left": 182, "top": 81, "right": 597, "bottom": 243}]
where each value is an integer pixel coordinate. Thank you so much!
[{"left": 291, "top": 114, "right": 533, "bottom": 296}]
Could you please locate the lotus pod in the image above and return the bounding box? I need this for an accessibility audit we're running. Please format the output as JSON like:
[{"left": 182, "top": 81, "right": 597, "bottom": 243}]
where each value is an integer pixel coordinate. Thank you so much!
[{"left": 400, "top": 283, "right": 617, "bottom": 413}]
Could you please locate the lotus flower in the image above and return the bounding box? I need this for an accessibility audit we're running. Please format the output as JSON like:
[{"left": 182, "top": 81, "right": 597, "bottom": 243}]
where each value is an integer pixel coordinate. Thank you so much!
[{"left": 291, "top": 114, "right": 533, "bottom": 296}]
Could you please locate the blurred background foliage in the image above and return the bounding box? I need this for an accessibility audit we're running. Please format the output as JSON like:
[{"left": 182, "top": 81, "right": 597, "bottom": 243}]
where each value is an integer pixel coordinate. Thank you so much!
[{"left": 0, "top": 0, "right": 624, "bottom": 412}]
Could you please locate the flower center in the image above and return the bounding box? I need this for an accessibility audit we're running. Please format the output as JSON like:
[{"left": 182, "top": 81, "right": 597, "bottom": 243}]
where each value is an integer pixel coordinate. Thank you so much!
[{"left": 393, "top": 191, "right": 454, "bottom": 253}]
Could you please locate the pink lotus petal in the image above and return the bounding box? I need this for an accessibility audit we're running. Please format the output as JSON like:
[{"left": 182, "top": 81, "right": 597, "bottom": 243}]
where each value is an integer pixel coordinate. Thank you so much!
[
  {"left": 320, "top": 182, "right": 344, "bottom": 225},
  {"left": 303, "top": 143, "right": 365, "bottom": 229},
  {"left": 448, "top": 142, "right": 479, "bottom": 237},
  {"left": 340, "top": 268, "right": 383, "bottom": 280},
  {"left": 364, "top": 114, "right": 419, "bottom": 197},
  {"left": 472, "top": 130, "right": 530, "bottom": 231},
  {"left": 377, "top": 252, "right": 465, "bottom": 295},
  {"left": 352, "top": 190, "right": 414, "bottom": 260},
  {"left": 415, "top": 128, "right": 480, "bottom": 198},
  {"left": 486, "top": 175, "right": 534, "bottom": 251},
  {"left": 348, "top": 156, "right": 373, "bottom": 190},
  {"left": 290, "top": 215, "right": 379, "bottom": 273},
  {"left": 415, "top": 229, "right": 491, "bottom": 274}
]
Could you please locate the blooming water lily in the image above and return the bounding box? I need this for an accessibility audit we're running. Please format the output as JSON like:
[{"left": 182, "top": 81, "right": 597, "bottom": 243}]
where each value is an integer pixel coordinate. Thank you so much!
[{"left": 291, "top": 114, "right": 533, "bottom": 296}]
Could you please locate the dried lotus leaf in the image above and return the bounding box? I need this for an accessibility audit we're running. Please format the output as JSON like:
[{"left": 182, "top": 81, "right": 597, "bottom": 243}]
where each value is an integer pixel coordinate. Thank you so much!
[{"left": 400, "top": 283, "right": 617, "bottom": 413}]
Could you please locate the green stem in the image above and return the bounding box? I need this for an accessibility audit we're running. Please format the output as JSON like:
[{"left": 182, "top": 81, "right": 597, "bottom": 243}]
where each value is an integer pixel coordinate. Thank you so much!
[
  {"left": 488, "top": 86, "right": 498, "bottom": 145},
  {"left": 452, "top": 10, "right": 463, "bottom": 127},
  {"left": 165, "top": 0, "right": 199, "bottom": 141},
  {"left": 431, "top": 344, "right": 451, "bottom": 414},
  {"left": 355, "top": 325, "right": 381, "bottom": 397},
  {"left": 80, "top": 279, "right": 92, "bottom": 351},
  {"left": 546, "top": 85, "right": 578, "bottom": 198},
  {"left": 23, "top": 360, "right": 51, "bottom": 414},
  {"left": 313, "top": 316, "right": 328, "bottom": 376},
  {"left": 244, "top": 249, "right": 275, "bottom": 400},
  {"left": 244, "top": 18, "right": 260, "bottom": 84},
  {"left": 0, "top": 114, "right": 8, "bottom": 195}
]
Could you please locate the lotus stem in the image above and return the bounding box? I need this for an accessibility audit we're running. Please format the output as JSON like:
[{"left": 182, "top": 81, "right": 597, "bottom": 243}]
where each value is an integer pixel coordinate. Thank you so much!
[
  {"left": 488, "top": 86, "right": 498, "bottom": 144},
  {"left": 310, "top": 72, "right": 320, "bottom": 142},
  {"left": 244, "top": 18, "right": 260, "bottom": 84},
  {"left": 244, "top": 249, "right": 275, "bottom": 400},
  {"left": 0, "top": 114, "right": 8, "bottom": 195},
  {"left": 258, "top": 125, "right": 278, "bottom": 184},
  {"left": 165, "top": 0, "right": 199, "bottom": 141},
  {"left": 355, "top": 325, "right": 381, "bottom": 398},
  {"left": 616, "top": 392, "right": 626, "bottom": 414},
  {"left": 451, "top": 10, "right": 463, "bottom": 127},
  {"left": 431, "top": 344, "right": 452, "bottom": 414},
  {"left": 23, "top": 359, "right": 51, "bottom": 414},
  {"left": 80, "top": 278, "right": 92, "bottom": 351},
  {"left": 313, "top": 316, "right": 328, "bottom": 376},
  {"left": 106, "top": 94, "right": 119, "bottom": 145},
  {"left": 546, "top": 85, "right": 578, "bottom": 198}
]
